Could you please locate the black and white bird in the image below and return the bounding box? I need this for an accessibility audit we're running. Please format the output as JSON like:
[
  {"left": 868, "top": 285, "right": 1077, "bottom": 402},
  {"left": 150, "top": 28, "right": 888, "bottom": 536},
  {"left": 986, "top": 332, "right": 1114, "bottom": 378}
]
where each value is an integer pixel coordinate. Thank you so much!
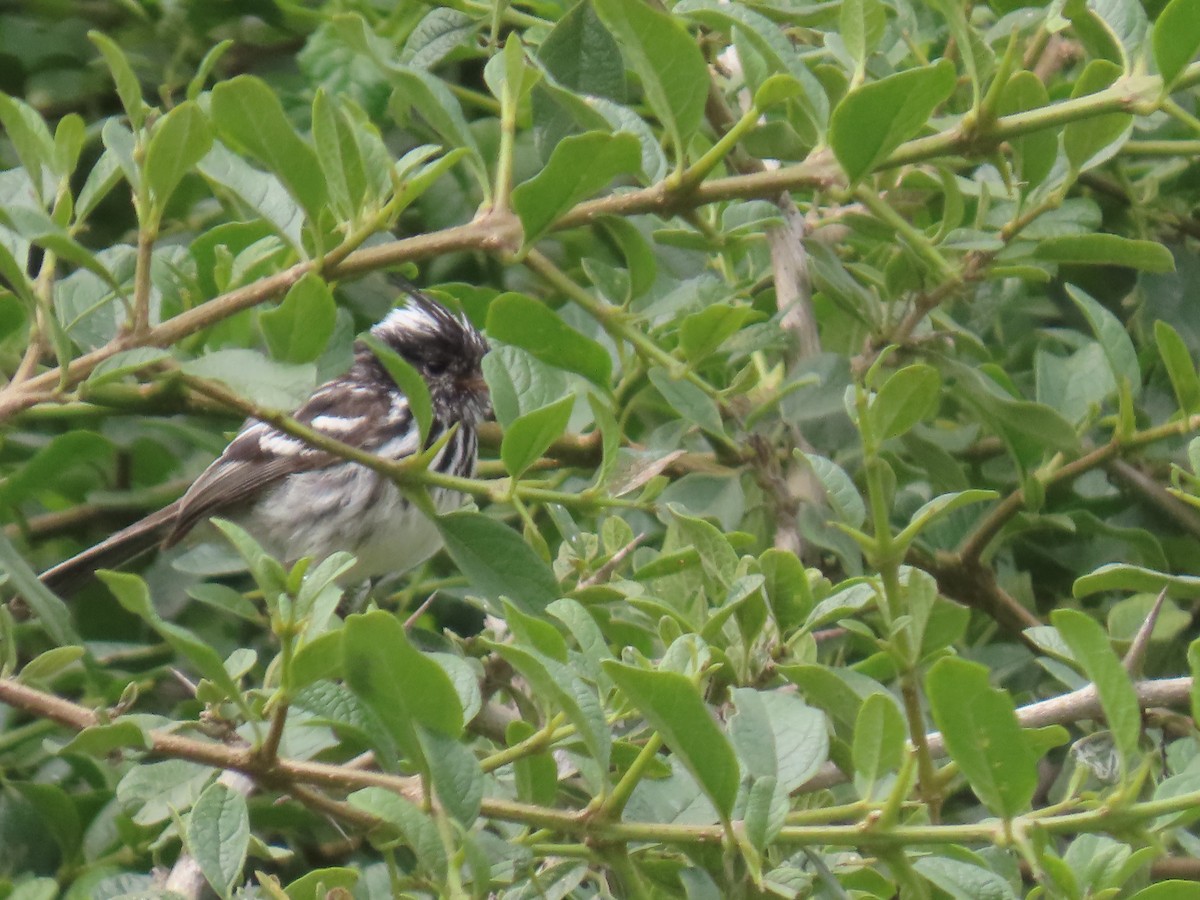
[{"left": 41, "top": 289, "right": 490, "bottom": 594}]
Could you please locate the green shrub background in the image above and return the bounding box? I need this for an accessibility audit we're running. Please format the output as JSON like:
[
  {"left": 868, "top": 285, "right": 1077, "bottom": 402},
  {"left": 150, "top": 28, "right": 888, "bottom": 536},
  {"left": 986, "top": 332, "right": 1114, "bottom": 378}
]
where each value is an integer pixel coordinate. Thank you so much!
[{"left": 1, "top": 0, "right": 1200, "bottom": 896}]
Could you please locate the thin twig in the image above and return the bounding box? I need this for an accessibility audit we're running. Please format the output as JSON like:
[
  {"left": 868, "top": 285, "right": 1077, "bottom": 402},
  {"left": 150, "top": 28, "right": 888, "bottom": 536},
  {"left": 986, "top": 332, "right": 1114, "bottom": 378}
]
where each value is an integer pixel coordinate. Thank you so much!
[{"left": 577, "top": 533, "right": 646, "bottom": 590}]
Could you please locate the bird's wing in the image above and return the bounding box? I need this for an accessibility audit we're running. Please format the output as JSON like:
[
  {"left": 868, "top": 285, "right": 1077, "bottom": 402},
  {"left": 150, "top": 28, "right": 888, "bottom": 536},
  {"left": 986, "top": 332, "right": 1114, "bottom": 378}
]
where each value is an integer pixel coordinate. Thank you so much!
[{"left": 164, "top": 382, "right": 402, "bottom": 545}]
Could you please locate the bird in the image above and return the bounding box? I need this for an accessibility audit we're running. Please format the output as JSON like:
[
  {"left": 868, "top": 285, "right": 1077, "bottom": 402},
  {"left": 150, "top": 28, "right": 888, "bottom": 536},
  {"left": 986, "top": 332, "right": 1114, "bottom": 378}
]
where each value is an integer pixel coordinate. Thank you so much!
[{"left": 40, "top": 288, "right": 490, "bottom": 595}]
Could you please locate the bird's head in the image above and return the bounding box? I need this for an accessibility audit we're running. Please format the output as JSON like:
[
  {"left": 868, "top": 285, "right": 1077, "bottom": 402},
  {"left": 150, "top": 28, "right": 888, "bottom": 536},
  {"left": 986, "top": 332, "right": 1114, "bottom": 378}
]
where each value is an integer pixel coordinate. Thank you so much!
[{"left": 371, "top": 292, "right": 491, "bottom": 423}]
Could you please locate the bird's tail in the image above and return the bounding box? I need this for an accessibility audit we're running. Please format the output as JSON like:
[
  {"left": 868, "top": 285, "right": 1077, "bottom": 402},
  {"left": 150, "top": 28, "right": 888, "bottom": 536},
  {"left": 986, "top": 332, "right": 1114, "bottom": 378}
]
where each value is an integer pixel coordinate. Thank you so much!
[{"left": 39, "top": 501, "right": 182, "bottom": 596}]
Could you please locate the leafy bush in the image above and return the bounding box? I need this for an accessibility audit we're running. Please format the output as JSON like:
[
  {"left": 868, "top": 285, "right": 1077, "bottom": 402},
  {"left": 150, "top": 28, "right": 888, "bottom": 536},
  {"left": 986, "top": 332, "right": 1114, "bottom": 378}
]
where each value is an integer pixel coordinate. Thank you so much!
[{"left": 2, "top": 0, "right": 1200, "bottom": 896}]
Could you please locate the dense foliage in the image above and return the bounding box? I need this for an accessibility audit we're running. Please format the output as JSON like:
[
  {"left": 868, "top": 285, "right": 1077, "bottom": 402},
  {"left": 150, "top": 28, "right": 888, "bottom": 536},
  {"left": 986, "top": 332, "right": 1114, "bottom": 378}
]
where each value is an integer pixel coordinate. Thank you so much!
[{"left": 3, "top": 0, "right": 1200, "bottom": 896}]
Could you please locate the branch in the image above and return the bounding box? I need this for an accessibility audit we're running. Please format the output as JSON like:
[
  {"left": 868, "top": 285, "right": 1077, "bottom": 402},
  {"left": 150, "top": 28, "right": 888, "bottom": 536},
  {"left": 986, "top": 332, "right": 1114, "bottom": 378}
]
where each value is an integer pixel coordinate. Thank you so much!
[
  {"left": 794, "top": 676, "right": 1193, "bottom": 794},
  {"left": 957, "top": 414, "right": 1200, "bottom": 565},
  {"left": 5, "top": 57, "right": 1200, "bottom": 426},
  {"left": 0, "top": 673, "right": 1193, "bottom": 848},
  {"left": 0, "top": 220, "right": 501, "bottom": 424}
]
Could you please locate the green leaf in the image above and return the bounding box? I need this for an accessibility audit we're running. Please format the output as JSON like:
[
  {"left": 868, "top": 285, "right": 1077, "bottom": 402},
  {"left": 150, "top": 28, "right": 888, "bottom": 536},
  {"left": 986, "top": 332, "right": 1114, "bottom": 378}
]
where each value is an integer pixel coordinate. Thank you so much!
[
  {"left": 1036, "top": 234, "right": 1175, "bottom": 273},
  {"left": 100, "top": 117, "right": 140, "bottom": 191},
  {"left": 673, "top": 0, "right": 829, "bottom": 129},
  {"left": 312, "top": 90, "right": 360, "bottom": 221},
  {"left": 347, "top": 787, "right": 447, "bottom": 879},
  {"left": 1155, "top": 320, "right": 1200, "bottom": 414},
  {"left": 145, "top": 101, "right": 212, "bottom": 212},
  {"left": 895, "top": 489, "right": 999, "bottom": 546},
  {"left": 87, "top": 347, "right": 172, "bottom": 386},
  {"left": 759, "top": 549, "right": 814, "bottom": 633},
  {"left": 436, "top": 510, "right": 560, "bottom": 614},
  {"left": 508, "top": 724, "right": 559, "bottom": 806},
  {"left": 13, "top": 781, "right": 81, "bottom": 860},
  {"left": 392, "top": 145, "right": 468, "bottom": 216},
  {"left": 188, "top": 782, "right": 249, "bottom": 900},
  {"left": 402, "top": 9, "right": 480, "bottom": 71},
  {"left": 547, "top": 597, "right": 614, "bottom": 676},
  {"left": 0, "top": 207, "right": 120, "bottom": 290},
  {"left": 601, "top": 217, "right": 656, "bottom": 298},
  {"left": 198, "top": 144, "right": 305, "bottom": 252},
  {"left": 282, "top": 867, "right": 359, "bottom": 899},
  {"left": 537, "top": 0, "right": 627, "bottom": 102},
  {"left": 633, "top": 546, "right": 702, "bottom": 580},
  {"left": 840, "top": 0, "right": 886, "bottom": 71},
  {"left": 0, "top": 533, "right": 80, "bottom": 648},
  {"left": 483, "top": 343, "right": 570, "bottom": 427},
  {"left": 852, "top": 693, "right": 906, "bottom": 800},
  {"left": 491, "top": 635, "right": 611, "bottom": 774},
  {"left": 926, "top": 0, "right": 980, "bottom": 103},
  {"left": 679, "top": 303, "right": 754, "bottom": 363},
  {"left": 502, "top": 394, "right": 574, "bottom": 478},
  {"left": 1072, "top": 563, "right": 1200, "bottom": 599},
  {"left": 211, "top": 519, "right": 286, "bottom": 596},
  {"left": 741, "top": 775, "right": 786, "bottom": 854},
  {"left": 998, "top": 71, "right": 1056, "bottom": 188},
  {"left": 505, "top": 598, "right": 569, "bottom": 661},
  {"left": 289, "top": 631, "right": 343, "bottom": 690},
  {"left": 422, "top": 729, "right": 484, "bottom": 825},
  {"left": 512, "top": 131, "right": 640, "bottom": 246},
  {"left": 1154, "top": 0, "right": 1200, "bottom": 87},
  {"left": 752, "top": 74, "right": 802, "bottom": 110},
  {"left": 872, "top": 364, "right": 941, "bottom": 440},
  {"left": 1065, "top": 284, "right": 1142, "bottom": 398},
  {"left": 948, "top": 360, "right": 1081, "bottom": 463},
  {"left": 1129, "top": 883, "right": 1200, "bottom": 900},
  {"left": 384, "top": 66, "right": 488, "bottom": 192},
  {"left": 53, "top": 113, "right": 85, "bottom": 177},
  {"left": 181, "top": 350, "right": 316, "bottom": 410},
  {"left": 649, "top": 368, "right": 725, "bottom": 437},
  {"left": 293, "top": 681, "right": 397, "bottom": 762},
  {"left": 1035, "top": 343, "right": 1117, "bottom": 423},
  {"left": 914, "top": 856, "right": 1019, "bottom": 900},
  {"left": 1108, "top": 593, "right": 1190, "bottom": 645},
  {"left": 798, "top": 451, "right": 866, "bottom": 528},
  {"left": 1063, "top": 60, "right": 1132, "bottom": 173},
  {"left": 1192, "top": 640, "right": 1200, "bottom": 743},
  {"left": 62, "top": 720, "right": 152, "bottom": 756},
  {"left": 0, "top": 430, "right": 112, "bottom": 507},
  {"left": 99, "top": 572, "right": 248, "bottom": 711},
  {"left": 669, "top": 505, "right": 739, "bottom": 590},
  {"left": 18, "top": 645, "right": 84, "bottom": 684},
  {"left": 259, "top": 274, "right": 337, "bottom": 365},
  {"left": 484, "top": 33, "right": 538, "bottom": 109},
  {"left": 358, "top": 331, "right": 433, "bottom": 447},
  {"left": 211, "top": 75, "right": 327, "bottom": 223},
  {"left": 728, "top": 688, "right": 828, "bottom": 792},
  {"left": 926, "top": 657, "right": 1038, "bottom": 818},
  {"left": 1052, "top": 608, "right": 1141, "bottom": 779},
  {"left": 804, "top": 581, "right": 877, "bottom": 631},
  {"left": 603, "top": 660, "right": 740, "bottom": 819},
  {"left": 485, "top": 293, "right": 612, "bottom": 388},
  {"left": 116, "top": 759, "right": 214, "bottom": 827},
  {"left": 592, "top": 0, "right": 709, "bottom": 156},
  {"left": 188, "top": 39, "right": 234, "bottom": 101},
  {"left": 343, "top": 610, "right": 464, "bottom": 771},
  {"left": 0, "top": 93, "right": 55, "bottom": 195},
  {"left": 88, "top": 32, "right": 147, "bottom": 129},
  {"left": 830, "top": 60, "right": 957, "bottom": 183}
]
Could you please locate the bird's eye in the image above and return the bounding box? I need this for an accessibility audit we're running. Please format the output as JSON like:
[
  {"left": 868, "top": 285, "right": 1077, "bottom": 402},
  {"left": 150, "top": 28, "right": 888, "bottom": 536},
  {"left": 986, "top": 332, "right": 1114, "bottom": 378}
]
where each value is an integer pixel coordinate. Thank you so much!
[{"left": 425, "top": 359, "right": 448, "bottom": 377}]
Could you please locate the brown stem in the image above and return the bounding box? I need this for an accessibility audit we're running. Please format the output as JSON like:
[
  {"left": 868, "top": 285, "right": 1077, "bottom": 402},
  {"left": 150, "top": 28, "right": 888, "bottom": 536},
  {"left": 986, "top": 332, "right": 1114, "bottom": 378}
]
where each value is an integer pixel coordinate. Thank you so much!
[
  {"left": 958, "top": 441, "right": 1122, "bottom": 566},
  {"left": 2, "top": 672, "right": 1190, "bottom": 835}
]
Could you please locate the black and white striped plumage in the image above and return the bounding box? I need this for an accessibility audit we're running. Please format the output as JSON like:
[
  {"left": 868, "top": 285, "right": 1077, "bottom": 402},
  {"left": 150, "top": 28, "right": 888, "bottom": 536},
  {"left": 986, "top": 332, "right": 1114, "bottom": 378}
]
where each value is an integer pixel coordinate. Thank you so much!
[{"left": 42, "top": 291, "right": 490, "bottom": 593}]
